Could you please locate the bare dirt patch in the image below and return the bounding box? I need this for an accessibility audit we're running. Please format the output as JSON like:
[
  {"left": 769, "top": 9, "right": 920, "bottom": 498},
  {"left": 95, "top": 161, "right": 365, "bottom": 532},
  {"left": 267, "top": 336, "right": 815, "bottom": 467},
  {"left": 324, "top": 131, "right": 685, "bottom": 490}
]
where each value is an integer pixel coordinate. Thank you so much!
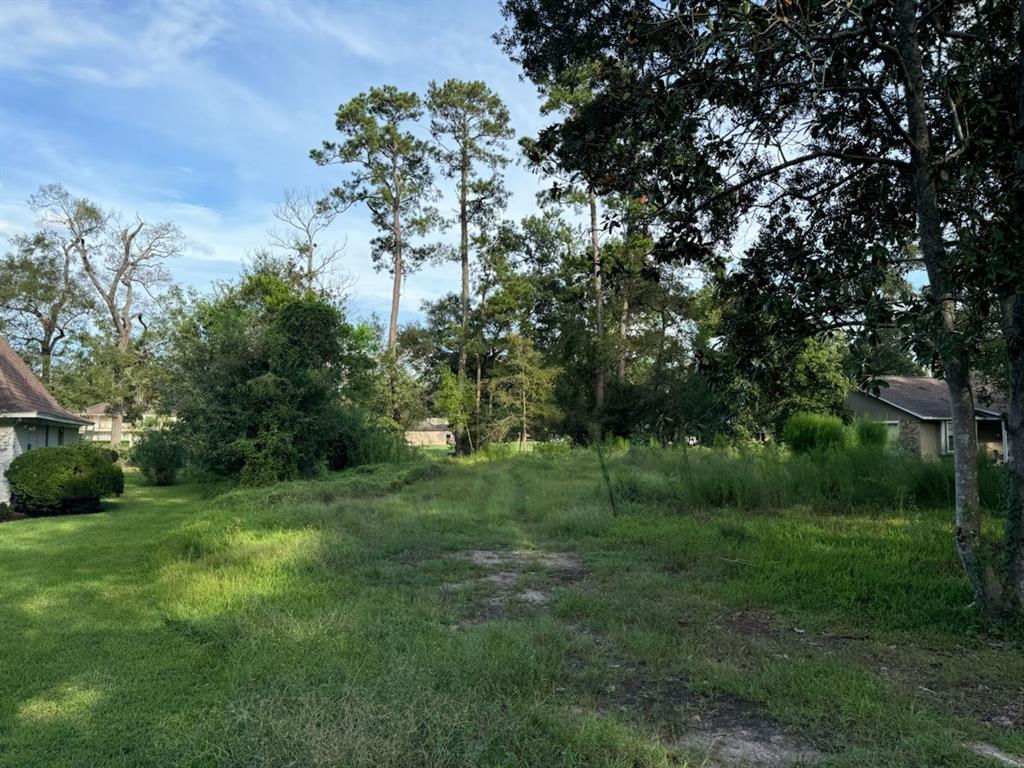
[
  {"left": 681, "top": 725, "right": 824, "bottom": 768},
  {"left": 715, "top": 609, "right": 780, "bottom": 641},
  {"left": 442, "top": 548, "right": 585, "bottom": 624},
  {"left": 454, "top": 549, "right": 584, "bottom": 573},
  {"left": 800, "top": 633, "right": 1024, "bottom": 731},
  {"left": 675, "top": 694, "right": 824, "bottom": 767},
  {"left": 610, "top": 670, "right": 822, "bottom": 766},
  {"left": 965, "top": 742, "right": 1024, "bottom": 768},
  {"left": 567, "top": 629, "right": 825, "bottom": 767}
]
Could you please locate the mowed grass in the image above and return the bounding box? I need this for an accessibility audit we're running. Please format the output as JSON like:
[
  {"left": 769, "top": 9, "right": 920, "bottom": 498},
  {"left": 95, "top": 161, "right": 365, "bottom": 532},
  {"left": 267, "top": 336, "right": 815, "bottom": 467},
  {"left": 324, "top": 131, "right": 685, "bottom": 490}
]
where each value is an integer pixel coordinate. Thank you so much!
[{"left": 1, "top": 452, "right": 1022, "bottom": 767}]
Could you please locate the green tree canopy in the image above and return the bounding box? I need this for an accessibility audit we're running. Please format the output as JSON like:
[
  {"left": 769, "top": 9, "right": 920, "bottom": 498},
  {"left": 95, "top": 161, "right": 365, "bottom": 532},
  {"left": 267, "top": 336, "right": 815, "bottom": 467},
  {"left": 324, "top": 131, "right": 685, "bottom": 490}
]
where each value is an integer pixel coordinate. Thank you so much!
[{"left": 312, "top": 85, "right": 442, "bottom": 353}]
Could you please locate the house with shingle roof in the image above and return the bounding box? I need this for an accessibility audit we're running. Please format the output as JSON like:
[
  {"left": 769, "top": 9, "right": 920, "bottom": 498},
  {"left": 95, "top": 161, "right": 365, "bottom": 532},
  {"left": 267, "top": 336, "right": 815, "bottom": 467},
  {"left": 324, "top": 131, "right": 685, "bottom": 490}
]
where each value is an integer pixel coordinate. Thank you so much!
[
  {"left": 846, "top": 376, "right": 1007, "bottom": 460},
  {"left": 0, "top": 336, "right": 90, "bottom": 504},
  {"left": 405, "top": 417, "right": 453, "bottom": 447}
]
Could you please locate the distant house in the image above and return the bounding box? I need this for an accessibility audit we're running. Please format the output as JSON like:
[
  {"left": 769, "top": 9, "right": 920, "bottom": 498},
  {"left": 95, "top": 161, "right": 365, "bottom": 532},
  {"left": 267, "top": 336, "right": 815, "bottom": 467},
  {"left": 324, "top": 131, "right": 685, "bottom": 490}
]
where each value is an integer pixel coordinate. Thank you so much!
[
  {"left": 845, "top": 376, "right": 1007, "bottom": 460},
  {"left": 78, "top": 402, "right": 171, "bottom": 446},
  {"left": 0, "top": 337, "right": 91, "bottom": 505},
  {"left": 405, "top": 417, "right": 453, "bottom": 447}
]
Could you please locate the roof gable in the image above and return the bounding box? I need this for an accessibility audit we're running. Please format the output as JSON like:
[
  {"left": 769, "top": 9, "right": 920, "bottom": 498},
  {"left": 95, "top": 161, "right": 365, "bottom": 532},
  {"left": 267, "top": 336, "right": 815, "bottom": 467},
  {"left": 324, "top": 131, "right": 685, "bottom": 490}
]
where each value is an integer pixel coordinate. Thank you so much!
[
  {"left": 868, "top": 376, "right": 1002, "bottom": 420},
  {"left": 0, "top": 336, "right": 89, "bottom": 425}
]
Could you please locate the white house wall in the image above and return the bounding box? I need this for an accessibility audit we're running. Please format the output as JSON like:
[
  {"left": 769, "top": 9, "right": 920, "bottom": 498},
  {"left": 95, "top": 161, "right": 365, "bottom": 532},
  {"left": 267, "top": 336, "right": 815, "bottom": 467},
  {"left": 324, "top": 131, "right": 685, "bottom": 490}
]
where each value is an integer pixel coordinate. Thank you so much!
[
  {"left": 0, "top": 423, "right": 13, "bottom": 505},
  {"left": 0, "top": 419, "right": 81, "bottom": 506}
]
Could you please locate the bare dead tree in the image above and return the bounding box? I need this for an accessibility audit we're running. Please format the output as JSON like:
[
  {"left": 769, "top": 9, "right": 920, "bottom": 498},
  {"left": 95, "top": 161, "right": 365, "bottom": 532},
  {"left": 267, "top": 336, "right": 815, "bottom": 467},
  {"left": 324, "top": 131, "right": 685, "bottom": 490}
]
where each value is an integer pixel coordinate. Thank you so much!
[
  {"left": 29, "top": 183, "right": 183, "bottom": 441},
  {"left": 267, "top": 188, "right": 354, "bottom": 296},
  {"left": 29, "top": 183, "right": 183, "bottom": 354}
]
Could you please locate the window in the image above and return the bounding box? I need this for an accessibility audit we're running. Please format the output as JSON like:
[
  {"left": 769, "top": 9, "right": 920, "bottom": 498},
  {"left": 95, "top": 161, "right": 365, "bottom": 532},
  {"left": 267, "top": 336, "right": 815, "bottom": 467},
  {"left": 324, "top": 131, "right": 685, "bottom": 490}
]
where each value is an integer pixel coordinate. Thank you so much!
[
  {"left": 884, "top": 421, "right": 900, "bottom": 441},
  {"left": 45, "top": 425, "right": 50, "bottom": 446},
  {"left": 58, "top": 427, "right": 65, "bottom": 446},
  {"left": 941, "top": 420, "right": 955, "bottom": 454}
]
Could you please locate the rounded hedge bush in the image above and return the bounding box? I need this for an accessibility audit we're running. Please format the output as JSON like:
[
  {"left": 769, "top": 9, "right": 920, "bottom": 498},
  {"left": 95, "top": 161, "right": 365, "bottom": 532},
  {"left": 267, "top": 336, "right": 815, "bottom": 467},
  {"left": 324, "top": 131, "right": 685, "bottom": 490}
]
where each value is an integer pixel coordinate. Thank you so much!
[
  {"left": 131, "top": 429, "right": 186, "bottom": 486},
  {"left": 782, "top": 412, "right": 849, "bottom": 454},
  {"left": 6, "top": 443, "right": 124, "bottom": 515}
]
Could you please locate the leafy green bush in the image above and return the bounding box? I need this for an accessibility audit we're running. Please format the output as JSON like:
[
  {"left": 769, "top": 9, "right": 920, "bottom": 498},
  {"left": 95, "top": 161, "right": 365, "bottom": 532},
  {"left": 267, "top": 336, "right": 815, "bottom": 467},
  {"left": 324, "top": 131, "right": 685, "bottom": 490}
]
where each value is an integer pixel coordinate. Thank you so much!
[
  {"left": 6, "top": 444, "right": 124, "bottom": 515},
  {"left": 166, "top": 268, "right": 380, "bottom": 485},
  {"left": 235, "top": 429, "right": 302, "bottom": 488},
  {"left": 131, "top": 430, "right": 186, "bottom": 486},
  {"left": 854, "top": 419, "right": 888, "bottom": 450},
  {"left": 326, "top": 405, "right": 410, "bottom": 472},
  {"left": 783, "top": 412, "right": 849, "bottom": 453}
]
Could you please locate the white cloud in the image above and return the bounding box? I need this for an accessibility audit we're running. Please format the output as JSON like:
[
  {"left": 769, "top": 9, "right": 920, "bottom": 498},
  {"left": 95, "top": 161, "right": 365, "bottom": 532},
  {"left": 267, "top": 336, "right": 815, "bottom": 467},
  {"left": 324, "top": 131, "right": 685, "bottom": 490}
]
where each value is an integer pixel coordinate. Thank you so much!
[
  {"left": 0, "top": 1, "right": 112, "bottom": 69},
  {"left": 250, "top": 1, "right": 388, "bottom": 62},
  {"left": 1, "top": 1, "right": 223, "bottom": 87}
]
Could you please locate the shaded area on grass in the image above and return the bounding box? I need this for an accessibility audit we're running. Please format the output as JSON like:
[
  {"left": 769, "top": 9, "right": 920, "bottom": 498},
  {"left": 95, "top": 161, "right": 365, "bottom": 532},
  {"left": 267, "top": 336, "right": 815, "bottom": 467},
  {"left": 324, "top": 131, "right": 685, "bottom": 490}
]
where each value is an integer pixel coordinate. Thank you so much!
[{"left": 0, "top": 452, "right": 1021, "bottom": 767}]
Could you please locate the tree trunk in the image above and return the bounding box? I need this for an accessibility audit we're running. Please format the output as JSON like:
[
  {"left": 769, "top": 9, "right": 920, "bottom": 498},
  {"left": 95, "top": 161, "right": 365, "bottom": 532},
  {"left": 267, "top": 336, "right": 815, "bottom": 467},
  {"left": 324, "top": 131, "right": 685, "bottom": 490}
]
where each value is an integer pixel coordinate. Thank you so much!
[
  {"left": 617, "top": 291, "right": 629, "bottom": 385},
  {"left": 520, "top": 386, "right": 527, "bottom": 450},
  {"left": 388, "top": 200, "right": 403, "bottom": 355},
  {"left": 1005, "top": 296, "right": 1024, "bottom": 608},
  {"left": 475, "top": 353, "right": 483, "bottom": 448},
  {"left": 110, "top": 410, "right": 123, "bottom": 446},
  {"left": 590, "top": 192, "right": 604, "bottom": 409},
  {"left": 894, "top": 0, "right": 996, "bottom": 610},
  {"left": 454, "top": 151, "right": 472, "bottom": 456},
  {"left": 459, "top": 152, "right": 470, "bottom": 377},
  {"left": 40, "top": 344, "right": 52, "bottom": 385},
  {"left": 1006, "top": 1, "right": 1024, "bottom": 609}
]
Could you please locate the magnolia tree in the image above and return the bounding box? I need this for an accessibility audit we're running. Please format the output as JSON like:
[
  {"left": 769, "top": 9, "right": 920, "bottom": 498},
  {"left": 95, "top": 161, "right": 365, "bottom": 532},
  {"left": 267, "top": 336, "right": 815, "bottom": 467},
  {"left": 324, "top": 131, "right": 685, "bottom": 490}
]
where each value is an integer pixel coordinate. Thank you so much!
[{"left": 500, "top": 0, "right": 1024, "bottom": 613}]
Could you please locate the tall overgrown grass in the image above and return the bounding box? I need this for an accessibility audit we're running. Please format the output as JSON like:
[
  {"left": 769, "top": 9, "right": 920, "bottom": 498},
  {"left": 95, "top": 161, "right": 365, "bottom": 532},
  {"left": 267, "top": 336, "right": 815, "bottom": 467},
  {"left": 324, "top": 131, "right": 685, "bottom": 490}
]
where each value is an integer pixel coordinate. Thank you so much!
[{"left": 610, "top": 443, "right": 1007, "bottom": 514}]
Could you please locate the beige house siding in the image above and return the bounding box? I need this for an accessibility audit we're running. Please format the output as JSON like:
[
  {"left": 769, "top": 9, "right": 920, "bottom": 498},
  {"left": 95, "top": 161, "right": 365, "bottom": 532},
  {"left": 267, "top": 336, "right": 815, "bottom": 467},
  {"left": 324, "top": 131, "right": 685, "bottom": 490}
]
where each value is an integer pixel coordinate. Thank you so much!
[
  {"left": 79, "top": 411, "right": 171, "bottom": 446},
  {"left": 846, "top": 391, "right": 1004, "bottom": 459},
  {"left": 405, "top": 429, "right": 452, "bottom": 447},
  {"left": 405, "top": 418, "right": 453, "bottom": 447},
  {"left": 919, "top": 421, "right": 942, "bottom": 456}
]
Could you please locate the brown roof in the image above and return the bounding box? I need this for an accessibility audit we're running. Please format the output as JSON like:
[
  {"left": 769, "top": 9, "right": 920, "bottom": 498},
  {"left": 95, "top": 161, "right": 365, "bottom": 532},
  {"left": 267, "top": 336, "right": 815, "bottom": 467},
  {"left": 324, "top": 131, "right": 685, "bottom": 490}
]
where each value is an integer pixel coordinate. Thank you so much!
[
  {"left": 0, "top": 336, "right": 90, "bottom": 425},
  {"left": 871, "top": 376, "right": 1002, "bottom": 420}
]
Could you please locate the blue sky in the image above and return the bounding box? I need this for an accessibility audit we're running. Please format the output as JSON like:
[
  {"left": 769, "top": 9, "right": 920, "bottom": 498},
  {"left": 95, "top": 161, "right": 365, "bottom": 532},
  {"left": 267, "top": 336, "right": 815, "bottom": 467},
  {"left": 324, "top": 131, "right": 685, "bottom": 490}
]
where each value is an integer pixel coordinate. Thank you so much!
[{"left": 0, "top": 0, "right": 550, "bottom": 324}]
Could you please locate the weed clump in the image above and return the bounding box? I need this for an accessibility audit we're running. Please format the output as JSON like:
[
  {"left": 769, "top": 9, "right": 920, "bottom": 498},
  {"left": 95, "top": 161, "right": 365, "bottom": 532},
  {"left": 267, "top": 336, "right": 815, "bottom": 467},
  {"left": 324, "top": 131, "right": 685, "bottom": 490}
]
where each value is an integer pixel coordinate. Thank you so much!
[{"left": 614, "top": 443, "right": 1005, "bottom": 514}]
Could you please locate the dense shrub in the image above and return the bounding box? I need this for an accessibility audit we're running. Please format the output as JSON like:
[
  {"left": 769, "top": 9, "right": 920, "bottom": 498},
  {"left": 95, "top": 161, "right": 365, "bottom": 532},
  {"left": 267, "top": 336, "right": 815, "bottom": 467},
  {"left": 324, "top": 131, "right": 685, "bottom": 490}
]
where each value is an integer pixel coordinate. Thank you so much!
[
  {"left": 782, "top": 412, "right": 849, "bottom": 453},
  {"left": 7, "top": 444, "right": 124, "bottom": 515},
  {"left": 326, "top": 406, "right": 411, "bottom": 471},
  {"left": 236, "top": 429, "right": 302, "bottom": 488},
  {"left": 854, "top": 419, "right": 888, "bottom": 450},
  {"left": 131, "top": 430, "right": 186, "bottom": 486},
  {"left": 166, "top": 268, "right": 380, "bottom": 486}
]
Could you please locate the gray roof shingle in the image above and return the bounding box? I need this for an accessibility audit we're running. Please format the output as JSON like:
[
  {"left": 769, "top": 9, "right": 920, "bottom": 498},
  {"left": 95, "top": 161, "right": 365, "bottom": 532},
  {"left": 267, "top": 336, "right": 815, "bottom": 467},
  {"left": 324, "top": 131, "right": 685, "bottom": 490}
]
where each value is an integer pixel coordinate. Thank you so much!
[{"left": 872, "top": 376, "right": 1002, "bottom": 420}]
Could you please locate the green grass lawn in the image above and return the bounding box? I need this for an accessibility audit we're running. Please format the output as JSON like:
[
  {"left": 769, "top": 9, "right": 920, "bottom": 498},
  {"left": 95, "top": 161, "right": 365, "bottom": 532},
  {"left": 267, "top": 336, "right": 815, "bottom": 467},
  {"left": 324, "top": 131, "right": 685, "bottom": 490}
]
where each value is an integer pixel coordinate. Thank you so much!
[{"left": 1, "top": 454, "right": 1022, "bottom": 767}]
